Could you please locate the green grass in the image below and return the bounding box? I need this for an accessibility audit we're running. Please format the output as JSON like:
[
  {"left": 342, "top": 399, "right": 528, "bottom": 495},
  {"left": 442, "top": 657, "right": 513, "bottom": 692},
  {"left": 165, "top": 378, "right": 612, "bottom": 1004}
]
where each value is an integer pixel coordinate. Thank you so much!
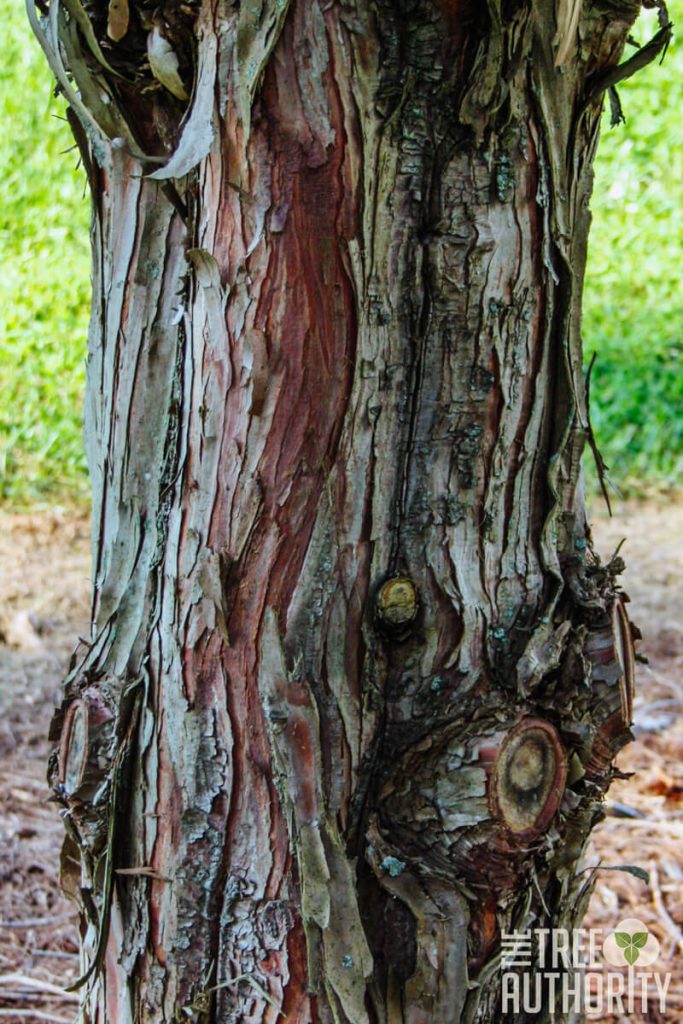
[
  {"left": 0, "top": 0, "right": 90, "bottom": 505},
  {"left": 584, "top": 3, "right": 683, "bottom": 494},
  {"left": 0, "top": 2, "right": 680, "bottom": 505}
]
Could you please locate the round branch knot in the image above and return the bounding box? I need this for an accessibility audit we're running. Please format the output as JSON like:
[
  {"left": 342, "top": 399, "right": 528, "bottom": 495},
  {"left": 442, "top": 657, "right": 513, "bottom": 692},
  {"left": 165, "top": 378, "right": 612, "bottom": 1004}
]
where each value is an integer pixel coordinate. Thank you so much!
[
  {"left": 376, "top": 577, "right": 418, "bottom": 634},
  {"left": 491, "top": 718, "right": 567, "bottom": 837}
]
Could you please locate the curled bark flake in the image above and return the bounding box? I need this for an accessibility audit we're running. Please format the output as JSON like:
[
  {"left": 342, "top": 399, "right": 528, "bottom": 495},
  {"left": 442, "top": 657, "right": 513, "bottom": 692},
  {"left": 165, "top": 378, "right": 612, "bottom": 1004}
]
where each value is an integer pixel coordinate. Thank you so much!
[
  {"left": 516, "top": 615, "right": 572, "bottom": 696},
  {"left": 235, "top": 0, "right": 293, "bottom": 144},
  {"left": 318, "top": 831, "right": 374, "bottom": 1024},
  {"left": 258, "top": 610, "right": 373, "bottom": 1018},
  {"left": 243, "top": 328, "right": 270, "bottom": 416},
  {"left": 60, "top": 16, "right": 142, "bottom": 156},
  {"left": 612, "top": 595, "right": 635, "bottom": 727},
  {"left": 63, "top": 680, "right": 144, "bottom": 992},
  {"left": 458, "top": 2, "right": 506, "bottom": 143},
  {"left": 366, "top": 824, "right": 469, "bottom": 1024},
  {"left": 147, "top": 25, "right": 189, "bottom": 101},
  {"left": 58, "top": 688, "right": 116, "bottom": 803},
  {"left": 299, "top": 823, "right": 331, "bottom": 929},
  {"left": 581, "top": 20, "right": 673, "bottom": 116},
  {"left": 26, "top": 0, "right": 167, "bottom": 168},
  {"left": 107, "top": 0, "right": 129, "bottom": 43},
  {"left": 149, "top": 12, "right": 217, "bottom": 180},
  {"left": 25, "top": 0, "right": 110, "bottom": 161},
  {"left": 554, "top": 0, "right": 583, "bottom": 67},
  {"left": 61, "top": 0, "right": 120, "bottom": 76},
  {"left": 581, "top": 595, "right": 637, "bottom": 779},
  {"left": 607, "top": 84, "right": 625, "bottom": 127},
  {"left": 59, "top": 701, "right": 89, "bottom": 796}
]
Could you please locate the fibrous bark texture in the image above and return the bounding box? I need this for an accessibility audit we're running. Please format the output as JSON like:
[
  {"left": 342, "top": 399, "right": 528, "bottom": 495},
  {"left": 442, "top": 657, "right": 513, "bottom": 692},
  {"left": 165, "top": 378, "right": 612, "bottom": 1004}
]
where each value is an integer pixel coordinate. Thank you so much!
[{"left": 31, "top": 0, "right": 658, "bottom": 1020}]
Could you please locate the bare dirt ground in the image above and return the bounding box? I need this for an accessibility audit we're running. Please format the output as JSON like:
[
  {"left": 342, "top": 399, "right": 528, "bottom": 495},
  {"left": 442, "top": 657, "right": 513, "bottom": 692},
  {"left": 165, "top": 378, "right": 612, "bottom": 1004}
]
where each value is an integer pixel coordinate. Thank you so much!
[
  {"left": 0, "top": 511, "right": 89, "bottom": 1022},
  {"left": 0, "top": 500, "right": 681, "bottom": 1022},
  {"left": 582, "top": 500, "right": 683, "bottom": 1023}
]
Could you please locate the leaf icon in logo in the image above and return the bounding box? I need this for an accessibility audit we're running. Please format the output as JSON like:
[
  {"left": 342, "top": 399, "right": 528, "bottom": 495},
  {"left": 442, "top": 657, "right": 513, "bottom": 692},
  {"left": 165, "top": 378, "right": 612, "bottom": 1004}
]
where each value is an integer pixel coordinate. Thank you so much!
[
  {"left": 603, "top": 919, "right": 659, "bottom": 968},
  {"left": 624, "top": 945, "right": 641, "bottom": 965},
  {"left": 613, "top": 930, "right": 649, "bottom": 964}
]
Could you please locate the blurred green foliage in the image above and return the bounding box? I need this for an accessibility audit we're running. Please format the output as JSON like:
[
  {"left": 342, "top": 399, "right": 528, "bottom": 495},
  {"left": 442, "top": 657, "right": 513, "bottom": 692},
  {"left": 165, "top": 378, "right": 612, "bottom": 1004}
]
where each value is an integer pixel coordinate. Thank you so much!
[
  {"left": 0, "top": 0, "right": 680, "bottom": 505},
  {"left": 0, "top": 0, "right": 90, "bottom": 504},
  {"left": 584, "top": 3, "right": 683, "bottom": 495}
]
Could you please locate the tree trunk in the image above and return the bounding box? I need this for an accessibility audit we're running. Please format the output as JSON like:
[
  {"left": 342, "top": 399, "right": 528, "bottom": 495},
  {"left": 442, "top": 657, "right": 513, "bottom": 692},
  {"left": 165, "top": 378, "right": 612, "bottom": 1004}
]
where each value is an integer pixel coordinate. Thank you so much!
[{"left": 32, "top": 0, "right": 658, "bottom": 1020}]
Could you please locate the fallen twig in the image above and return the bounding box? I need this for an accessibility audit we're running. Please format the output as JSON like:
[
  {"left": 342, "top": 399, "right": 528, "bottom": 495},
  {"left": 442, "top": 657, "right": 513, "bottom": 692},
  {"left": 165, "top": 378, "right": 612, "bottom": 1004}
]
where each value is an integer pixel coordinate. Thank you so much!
[
  {"left": 0, "top": 973, "right": 79, "bottom": 1001},
  {"left": 597, "top": 818, "right": 683, "bottom": 834},
  {"left": 30, "top": 951, "right": 78, "bottom": 961},
  {"left": 0, "top": 1010, "right": 73, "bottom": 1023},
  {"left": 0, "top": 916, "right": 77, "bottom": 930}
]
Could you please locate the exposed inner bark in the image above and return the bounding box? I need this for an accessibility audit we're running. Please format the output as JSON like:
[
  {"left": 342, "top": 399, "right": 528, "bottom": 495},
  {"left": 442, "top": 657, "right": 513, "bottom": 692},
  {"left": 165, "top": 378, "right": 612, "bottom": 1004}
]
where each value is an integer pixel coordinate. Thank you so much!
[{"left": 29, "top": 0, "right": 660, "bottom": 1020}]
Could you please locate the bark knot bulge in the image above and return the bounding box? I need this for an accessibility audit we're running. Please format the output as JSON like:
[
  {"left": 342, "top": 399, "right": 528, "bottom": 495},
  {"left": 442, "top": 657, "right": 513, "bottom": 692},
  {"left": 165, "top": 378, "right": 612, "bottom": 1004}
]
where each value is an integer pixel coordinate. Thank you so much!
[{"left": 376, "top": 577, "right": 419, "bottom": 638}]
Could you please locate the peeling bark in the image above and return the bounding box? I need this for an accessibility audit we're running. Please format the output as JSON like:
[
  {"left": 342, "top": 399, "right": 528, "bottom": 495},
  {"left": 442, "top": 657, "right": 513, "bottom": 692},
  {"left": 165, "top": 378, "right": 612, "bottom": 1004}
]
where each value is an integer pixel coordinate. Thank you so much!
[{"left": 31, "top": 0, "right": 659, "bottom": 1020}]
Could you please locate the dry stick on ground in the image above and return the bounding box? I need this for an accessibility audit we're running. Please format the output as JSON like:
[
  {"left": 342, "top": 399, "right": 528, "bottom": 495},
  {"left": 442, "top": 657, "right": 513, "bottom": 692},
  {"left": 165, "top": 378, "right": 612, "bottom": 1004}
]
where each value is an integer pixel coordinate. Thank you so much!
[
  {"left": 0, "top": 916, "right": 77, "bottom": 930},
  {"left": 0, "top": 973, "right": 79, "bottom": 1001},
  {"left": 0, "top": 1011, "right": 73, "bottom": 1023},
  {"left": 30, "top": 952, "right": 78, "bottom": 961}
]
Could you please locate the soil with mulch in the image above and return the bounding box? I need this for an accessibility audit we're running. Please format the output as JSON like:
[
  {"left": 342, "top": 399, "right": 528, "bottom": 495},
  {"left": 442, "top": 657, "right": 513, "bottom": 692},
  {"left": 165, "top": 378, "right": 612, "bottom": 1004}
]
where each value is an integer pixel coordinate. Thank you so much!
[
  {"left": 0, "top": 511, "right": 89, "bottom": 1022},
  {"left": 0, "top": 501, "right": 681, "bottom": 1022},
  {"left": 581, "top": 500, "right": 683, "bottom": 1023}
]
